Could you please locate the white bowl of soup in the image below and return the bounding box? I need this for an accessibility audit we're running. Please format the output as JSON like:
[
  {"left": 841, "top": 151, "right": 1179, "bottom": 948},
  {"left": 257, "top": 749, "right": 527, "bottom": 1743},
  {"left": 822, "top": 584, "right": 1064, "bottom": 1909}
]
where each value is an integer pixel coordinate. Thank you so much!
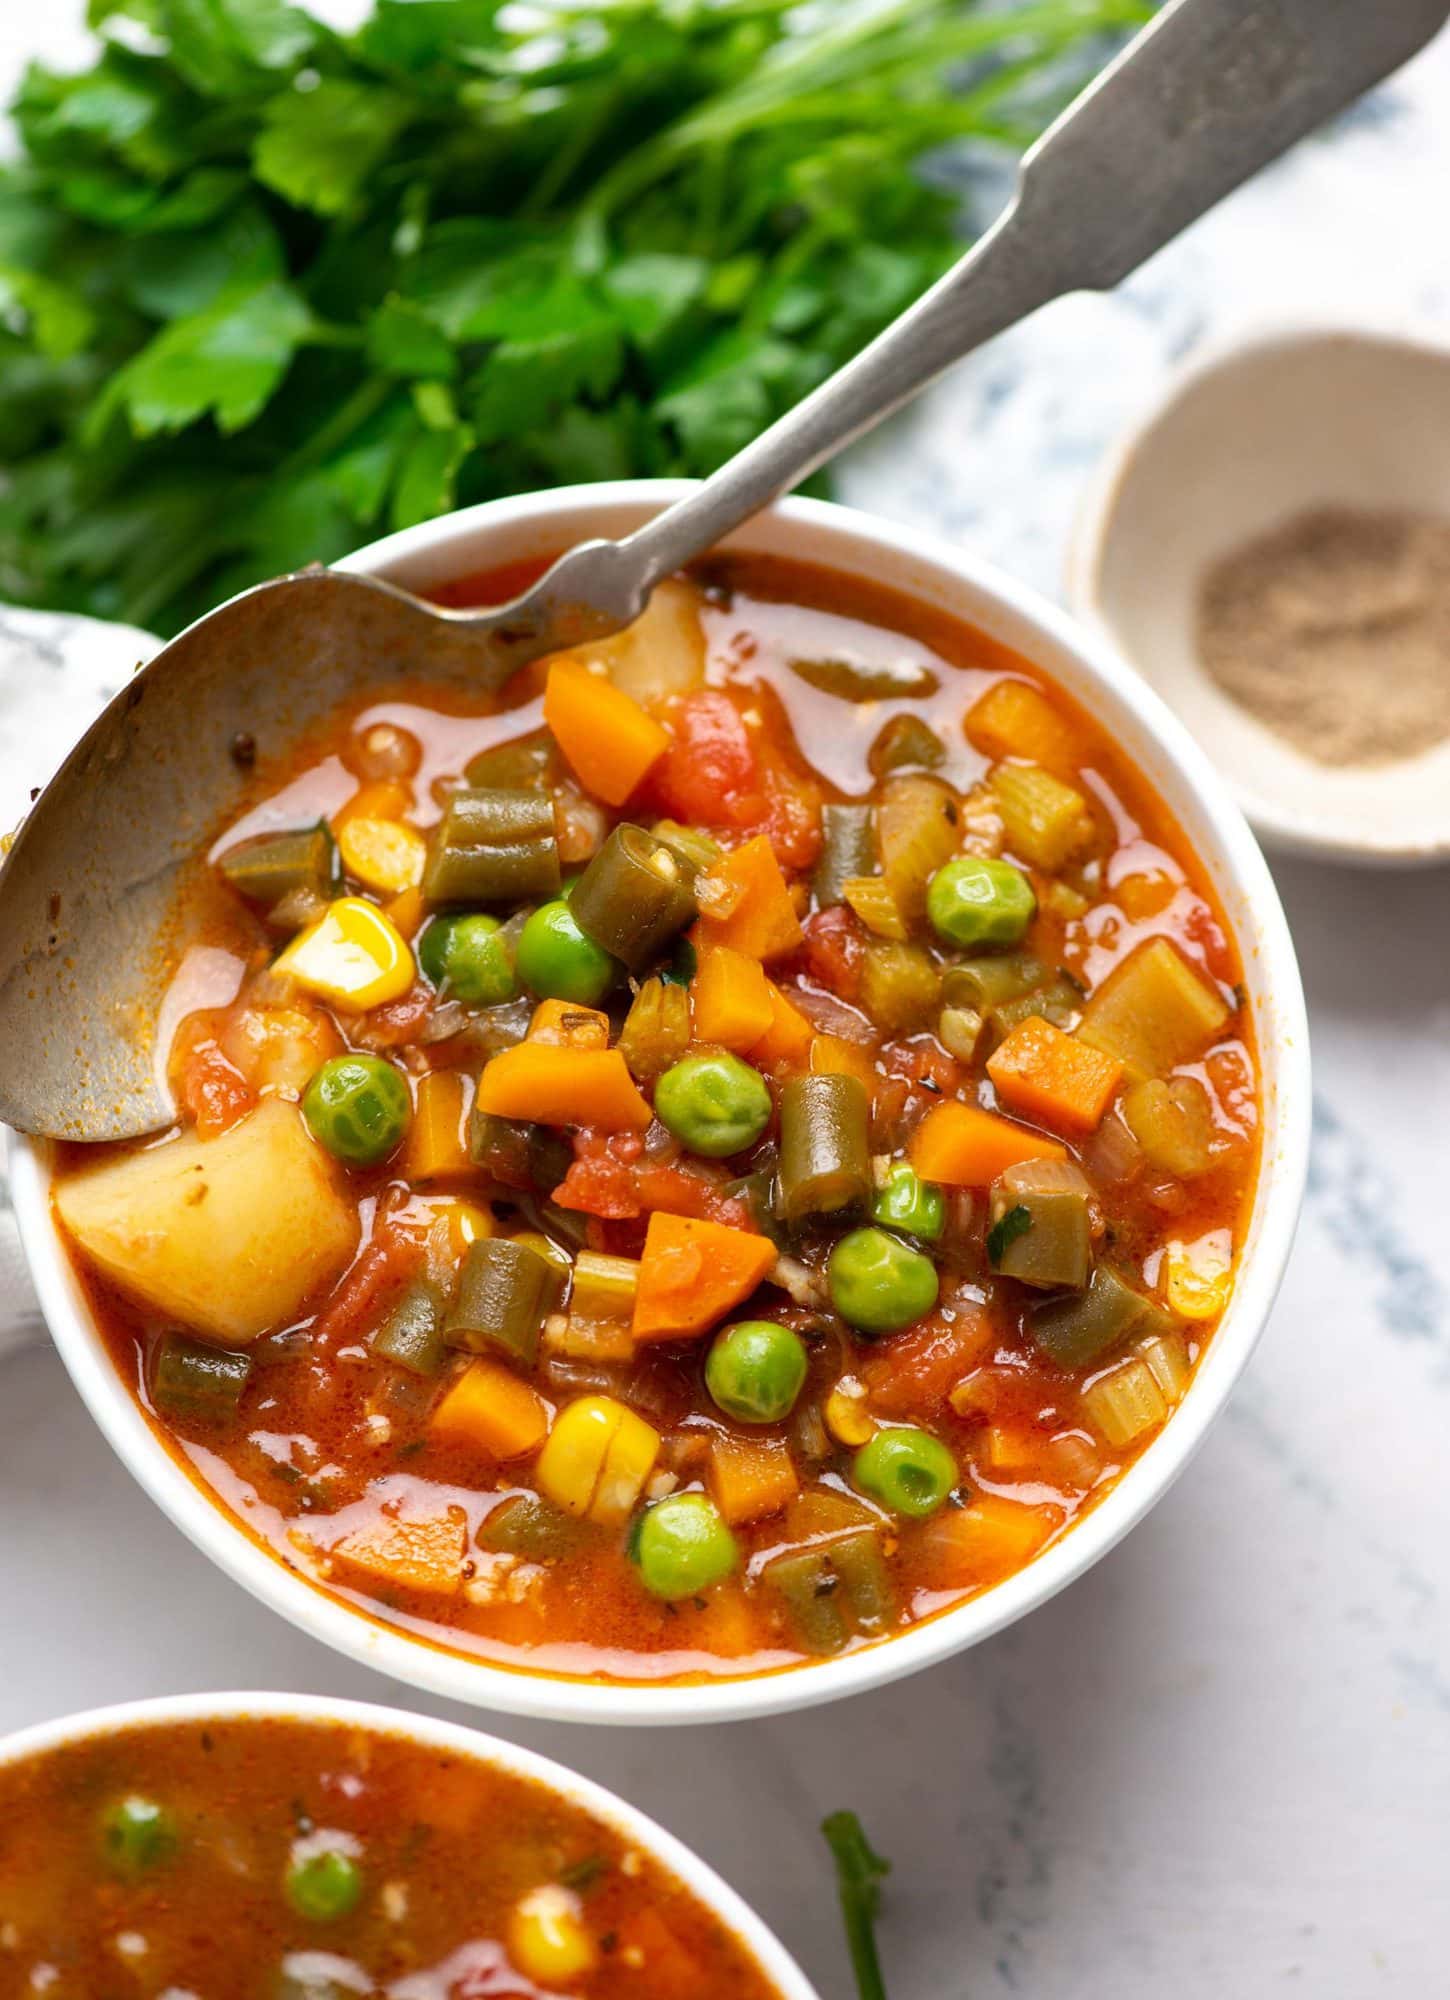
[
  {"left": 11, "top": 481, "right": 1311, "bottom": 1723},
  {"left": 0, "top": 1689, "right": 822, "bottom": 1995}
]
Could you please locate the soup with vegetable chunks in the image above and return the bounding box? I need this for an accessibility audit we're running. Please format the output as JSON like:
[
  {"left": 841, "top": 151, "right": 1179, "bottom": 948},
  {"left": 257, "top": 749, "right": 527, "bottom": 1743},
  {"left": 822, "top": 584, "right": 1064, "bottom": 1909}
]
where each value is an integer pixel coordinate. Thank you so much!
[
  {"left": 54, "top": 553, "right": 1258, "bottom": 1684},
  {"left": 0, "top": 1713, "right": 780, "bottom": 1994}
]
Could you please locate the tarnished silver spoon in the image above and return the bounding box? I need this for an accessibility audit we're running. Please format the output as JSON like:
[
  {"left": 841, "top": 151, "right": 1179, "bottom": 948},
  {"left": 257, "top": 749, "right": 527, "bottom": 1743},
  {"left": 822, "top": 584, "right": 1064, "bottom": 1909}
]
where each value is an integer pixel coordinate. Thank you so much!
[{"left": 2, "top": 0, "right": 1444, "bottom": 1140}]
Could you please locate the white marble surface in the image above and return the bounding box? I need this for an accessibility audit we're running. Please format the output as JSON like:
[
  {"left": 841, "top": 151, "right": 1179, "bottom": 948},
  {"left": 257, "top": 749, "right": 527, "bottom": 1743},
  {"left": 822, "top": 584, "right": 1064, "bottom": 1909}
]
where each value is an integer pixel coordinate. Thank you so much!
[{"left": 2, "top": 13, "right": 1449, "bottom": 1998}]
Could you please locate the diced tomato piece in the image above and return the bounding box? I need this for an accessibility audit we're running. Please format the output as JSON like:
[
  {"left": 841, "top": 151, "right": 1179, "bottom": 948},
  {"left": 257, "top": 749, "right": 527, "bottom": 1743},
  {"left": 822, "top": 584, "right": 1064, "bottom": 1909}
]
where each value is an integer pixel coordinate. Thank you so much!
[
  {"left": 759, "top": 758, "right": 824, "bottom": 871},
  {"left": 632, "top": 1163, "right": 752, "bottom": 1231},
  {"left": 652, "top": 690, "right": 764, "bottom": 827},
  {"left": 311, "top": 1220, "right": 422, "bottom": 1349},
  {"left": 552, "top": 1152, "right": 642, "bottom": 1219},
  {"left": 794, "top": 905, "right": 865, "bottom": 1004},
  {"left": 172, "top": 1014, "right": 256, "bottom": 1138},
  {"left": 860, "top": 1306, "right": 994, "bottom": 1418}
]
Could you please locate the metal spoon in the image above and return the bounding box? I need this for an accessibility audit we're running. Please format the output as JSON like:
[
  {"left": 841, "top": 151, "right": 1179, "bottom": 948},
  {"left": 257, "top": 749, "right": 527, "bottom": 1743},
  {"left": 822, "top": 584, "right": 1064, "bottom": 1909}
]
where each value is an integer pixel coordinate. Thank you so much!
[{"left": 3, "top": 0, "right": 1444, "bottom": 1141}]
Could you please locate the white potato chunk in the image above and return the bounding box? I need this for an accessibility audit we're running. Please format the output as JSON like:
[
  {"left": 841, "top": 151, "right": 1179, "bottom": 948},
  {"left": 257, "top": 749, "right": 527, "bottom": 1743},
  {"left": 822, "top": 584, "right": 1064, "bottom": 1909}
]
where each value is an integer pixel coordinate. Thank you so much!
[
  {"left": 54, "top": 1098, "right": 357, "bottom": 1345},
  {"left": 555, "top": 578, "right": 706, "bottom": 705}
]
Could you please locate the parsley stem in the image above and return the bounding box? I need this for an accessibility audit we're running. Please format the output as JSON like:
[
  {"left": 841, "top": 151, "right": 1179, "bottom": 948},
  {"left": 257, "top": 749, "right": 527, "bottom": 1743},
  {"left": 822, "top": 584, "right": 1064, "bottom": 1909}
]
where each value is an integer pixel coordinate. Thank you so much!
[{"left": 822, "top": 1809, "right": 891, "bottom": 2000}]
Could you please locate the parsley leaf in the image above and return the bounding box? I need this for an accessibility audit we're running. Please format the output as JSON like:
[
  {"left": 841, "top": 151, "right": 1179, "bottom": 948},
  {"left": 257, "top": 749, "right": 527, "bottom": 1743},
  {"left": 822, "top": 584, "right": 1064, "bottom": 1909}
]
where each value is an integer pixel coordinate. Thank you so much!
[
  {"left": 987, "top": 1202, "right": 1034, "bottom": 1264},
  {"left": 0, "top": 0, "right": 1151, "bottom": 632}
]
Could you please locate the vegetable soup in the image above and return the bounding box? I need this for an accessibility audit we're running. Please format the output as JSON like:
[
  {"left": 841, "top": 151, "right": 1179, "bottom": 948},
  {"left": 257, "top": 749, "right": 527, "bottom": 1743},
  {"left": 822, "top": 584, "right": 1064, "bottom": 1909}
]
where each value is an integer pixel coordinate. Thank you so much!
[
  {"left": 54, "top": 554, "right": 1259, "bottom": 1683},
  {"left": 0, "top": 1713, "right": 781, "bottom": 1994}
]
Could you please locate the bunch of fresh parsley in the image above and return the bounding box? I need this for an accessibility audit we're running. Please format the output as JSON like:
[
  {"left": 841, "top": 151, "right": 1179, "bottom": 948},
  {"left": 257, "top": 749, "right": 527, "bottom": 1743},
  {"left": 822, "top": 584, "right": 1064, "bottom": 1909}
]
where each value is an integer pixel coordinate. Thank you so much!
[{"left": 0, "top": 0, "right": 1147, "bottom": 635}]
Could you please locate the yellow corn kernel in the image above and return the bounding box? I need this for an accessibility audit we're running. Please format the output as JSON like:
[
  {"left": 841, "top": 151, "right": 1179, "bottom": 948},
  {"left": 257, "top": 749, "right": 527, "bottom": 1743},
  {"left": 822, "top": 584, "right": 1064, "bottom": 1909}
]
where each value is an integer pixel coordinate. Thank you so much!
[
  {"left": 824, "top": 1376, "right": 875, "bottom": 1447},
  {"left": 272, "top": 897, "right": 415, "bottom": 1011},
  {"left": 536, "top": 1396, "right": 660, "bottom": 1524},
  {"left": 412, "top": 1197, "right": 492, "bottom": 1263},
  {"left": 509, "top": 1886, "right": 597, "bottom": 1986},
  {"left": 432, "top": 1358, "right": 550, "bottom": 1459},
  {"left": 338, "top": 816, "right": 427, "bottom": 895},
  {"left": 527, "top": 998, "right": 611, "bottom": 1049},
  {"left": 593, "top": 1406, "right": 663, "bottom": 1527},
  {"left": 404, "top": 1070, "right": 471, "bottom": 1182},
  {"left": 1164, "top": 1232, "right": 1232, "bottom": 1321}
]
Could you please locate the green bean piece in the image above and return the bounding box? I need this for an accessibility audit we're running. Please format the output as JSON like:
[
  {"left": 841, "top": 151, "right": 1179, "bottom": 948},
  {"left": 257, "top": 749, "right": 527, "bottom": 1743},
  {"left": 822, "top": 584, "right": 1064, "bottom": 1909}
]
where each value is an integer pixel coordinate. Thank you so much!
[
  {"left": 100, "top": 1795, "right": 180, "bottom": 1878},
  {"left": 788, "top": 655, "right": 939, "bottom": 702},
  {"left": 423, "top": 787, "right": 560, "bottom": 907},
  {"left": 988, "top": 1159, "right": 1094, "bottom": 1289},
  {"left": 987, "top": 974, "right": 1082, "bottom": 1044},
  {"left": 444, "top": 1237, "right": 558, "bottom": 1362},
  {"left": 468, "top": 1108, "right": 572, "bottom": 1193},
  {"left": 778, "top": 1074, "right": 872, "bottom": 1223},
  {"left": 651, "top": 819, "right": 722, "bottom": 876},
  {"left": 761, "top": 1547, "right": 852, "bottom": 1655},
  {"left": 285, "top": 1842, "right": 364, "bottom": 1922},
  {"left": 814, "top": 804, "right": 878, "bottom": 907},
  {"left": 1031, "top": 1265, "right": 1170, "bottom": 1369},
  {"left": 830, "top": 1529, "right": 896, "bottom": 1636},
  {"left": 217, "top": 824, "right": 336, "bottom": 924},
  {"left": 873, "top": 1161, "right": 945, "bottom": 1242},
  {"left": 370, "top": 1277, "right": 447, "bottom": 1375},
  {"left": 941, "top": 953, "right": 1044, "bottom": 1013},
  {"left": 617, "top": 976, "right": 692, "bottom": 1081},
  {"left": 465, "top": 730, "right": 555, "bottom": 790},
  {"left": 151, "top": 1333, "right": 251, "bottom": 1423},
  {"left": 570, "top": 824, "right": 698, "bottom": 972},
  {"left": 477, "top": 1491, "right": 586, "bottom": 1559},
  {"left": 867, "top": 711, "right": 946, "bottom": 778}
]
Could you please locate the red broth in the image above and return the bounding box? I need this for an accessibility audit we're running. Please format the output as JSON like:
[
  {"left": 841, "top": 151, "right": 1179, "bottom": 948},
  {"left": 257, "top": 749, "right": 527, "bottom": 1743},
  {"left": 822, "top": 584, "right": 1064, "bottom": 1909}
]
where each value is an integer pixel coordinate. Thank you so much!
[
  {"left": 0, "top": 1714, "right": 782, "bottom": 1993},
  {"left": 55, "top": 554, "right": 1259, "bottom": 1684}
]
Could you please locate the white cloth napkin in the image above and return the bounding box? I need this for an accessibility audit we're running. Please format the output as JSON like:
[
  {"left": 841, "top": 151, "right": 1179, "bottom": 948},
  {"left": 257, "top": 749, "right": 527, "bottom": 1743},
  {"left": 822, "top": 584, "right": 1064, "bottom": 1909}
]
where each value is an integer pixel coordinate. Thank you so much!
[{"left": 0, "top": 607, "right": 161, "bottom": 1356}]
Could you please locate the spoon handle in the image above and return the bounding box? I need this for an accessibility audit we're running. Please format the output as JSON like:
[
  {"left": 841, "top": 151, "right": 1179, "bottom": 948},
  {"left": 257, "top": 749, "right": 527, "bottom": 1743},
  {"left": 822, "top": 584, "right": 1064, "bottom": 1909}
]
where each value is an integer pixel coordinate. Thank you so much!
[{"left": 614, "top": 0, "right": 1449, "bottom": 592}]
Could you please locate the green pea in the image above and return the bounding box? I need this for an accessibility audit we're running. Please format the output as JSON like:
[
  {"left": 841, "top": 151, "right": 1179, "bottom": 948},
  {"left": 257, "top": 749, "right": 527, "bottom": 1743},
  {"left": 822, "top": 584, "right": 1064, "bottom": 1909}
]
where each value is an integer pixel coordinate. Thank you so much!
[
  {"left": 654, "top": 1052, "right": 771, "bottom": 1158},
  {"left": 706, "top": 1319, "right": 808, "bottom": 1424},
  {"left": 100, "top": 1794, "right": 179, "bottom": 1878},
  {"left": 633, "top": 1492, "right": 739, "bottom": 1600},
  {"left": 828, "top": 1227, "right": 939, "bottom": 1334},
  {"left": 285, "top": 1839, "right": 364, "bottom": 1922},
  {"left": 302, "top": 1054, "right": 410, "bottom": 1167},
  {"left": 926, "top": 856, "right": 1036, "bottom": 948},
  {"left": 515, "top": 899, "right": 618, "bottom": 1004},
  {"left": 417, "top": 911, "right": 517, "bottom": 1005},
  {"left": 853, "top": 1426, "right": 958, "bottom": 1517},
  {"left": 872, "top": 1161, "right": 945, "bottom": 1242}
]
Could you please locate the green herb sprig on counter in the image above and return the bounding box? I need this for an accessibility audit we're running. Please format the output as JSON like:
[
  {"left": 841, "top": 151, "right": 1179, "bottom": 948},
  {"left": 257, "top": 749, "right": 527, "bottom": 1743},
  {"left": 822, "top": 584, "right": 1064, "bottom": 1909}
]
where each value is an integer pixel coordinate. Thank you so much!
[
  {"left": 0, "top": 0, "right": 1148, "bottom": 635},
  {"left": 823, "top": 1808, "right": 892, "bottom": 2000}
]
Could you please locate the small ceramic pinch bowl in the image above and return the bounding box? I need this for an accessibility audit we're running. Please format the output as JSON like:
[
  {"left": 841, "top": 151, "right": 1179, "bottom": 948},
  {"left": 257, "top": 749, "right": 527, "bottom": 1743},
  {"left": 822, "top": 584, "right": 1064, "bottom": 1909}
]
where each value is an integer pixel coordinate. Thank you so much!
[{"left": 1069, "top": 324, "right": 1450, "bottom": 866}]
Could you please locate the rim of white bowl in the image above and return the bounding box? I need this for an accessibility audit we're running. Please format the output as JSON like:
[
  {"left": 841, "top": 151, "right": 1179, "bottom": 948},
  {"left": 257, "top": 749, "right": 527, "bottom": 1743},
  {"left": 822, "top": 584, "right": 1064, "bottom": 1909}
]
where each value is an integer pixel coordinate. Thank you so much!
[
  {"left": 1065, "top": 316, "right": 1450, "bottom": 867},
  {"left": 9, "top": 479, "right": 1312, "bottom": 1726},
  {"left": 0, "top": 1688, "right": 821, "bottom": 1999}
]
